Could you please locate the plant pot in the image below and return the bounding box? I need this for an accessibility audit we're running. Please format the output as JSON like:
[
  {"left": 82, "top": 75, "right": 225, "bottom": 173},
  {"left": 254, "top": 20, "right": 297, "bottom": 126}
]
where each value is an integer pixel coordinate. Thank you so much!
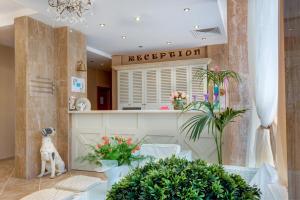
[
  {"left": 223, "top": 165, "right": 258, "bottom": 184},
  {"left": 94, "top": 160, "right": 118, "bottom": 172},
  {"left": 173, "top": 100, "right": 186, "bottom": 110},
  {"left": 104, "top": 165, "right": 131, "bottom": 188}
]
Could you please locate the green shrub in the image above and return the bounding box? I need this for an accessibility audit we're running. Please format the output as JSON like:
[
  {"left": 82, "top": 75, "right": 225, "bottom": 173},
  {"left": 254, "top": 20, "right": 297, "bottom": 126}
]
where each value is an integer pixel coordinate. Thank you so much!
[{"left": 106, "top": 157, "right": 260, "bottom": 200}]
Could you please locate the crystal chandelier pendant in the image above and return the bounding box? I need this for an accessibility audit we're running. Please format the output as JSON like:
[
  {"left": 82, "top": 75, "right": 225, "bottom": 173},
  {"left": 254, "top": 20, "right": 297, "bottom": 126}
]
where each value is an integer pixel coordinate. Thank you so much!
[{"left": 48, "top": 0, "right": 94, "bottom": 24}]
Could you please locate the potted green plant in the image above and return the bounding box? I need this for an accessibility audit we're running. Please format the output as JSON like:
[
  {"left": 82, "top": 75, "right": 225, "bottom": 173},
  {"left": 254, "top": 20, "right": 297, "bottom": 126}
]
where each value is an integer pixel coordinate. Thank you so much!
[
  {"left": 171, "top": 91, "right": 188, "bottom": 110},
  {"left": 82, "top": 136, "right": 144, "bottom": 187},
  {"left": 107, "top": 157, "right": 261, "bottom": 199},
  {"left": 181, "top": 67, "right": 246, "bottom": 164}
]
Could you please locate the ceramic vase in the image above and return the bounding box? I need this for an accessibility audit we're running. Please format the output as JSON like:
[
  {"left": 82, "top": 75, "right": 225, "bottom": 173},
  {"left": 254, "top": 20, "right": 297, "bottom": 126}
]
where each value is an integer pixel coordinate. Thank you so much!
[{"left": 173, "top": 100, "right": 186, "bottom": 110}]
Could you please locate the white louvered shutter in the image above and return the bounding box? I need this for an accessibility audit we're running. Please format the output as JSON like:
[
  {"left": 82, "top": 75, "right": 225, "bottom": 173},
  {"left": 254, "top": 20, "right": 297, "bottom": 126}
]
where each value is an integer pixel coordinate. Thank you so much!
[
  {"left": 118, "top": 71, "right": 130, "bottom": 109},
  {"left": 132, "top": 70, "right": 143, "bottom": 105},
  {"left": 175, "top": 67, "right": 188, "bottom": 94},
  {"left": 160, "top": 68, "right": 172, "bottom": 104},
  {"left": 191, "top": 66, "right": 207, "bottom": 101},
  {"left": 145, "top": 70, "right": 158, "bottom": 108}
]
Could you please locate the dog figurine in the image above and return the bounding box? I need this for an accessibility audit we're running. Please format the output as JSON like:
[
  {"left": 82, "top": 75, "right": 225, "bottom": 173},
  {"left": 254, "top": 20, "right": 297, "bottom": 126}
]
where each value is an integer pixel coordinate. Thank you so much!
[{"left": 37, "top": 127, "right": 66, "bottom": 179}]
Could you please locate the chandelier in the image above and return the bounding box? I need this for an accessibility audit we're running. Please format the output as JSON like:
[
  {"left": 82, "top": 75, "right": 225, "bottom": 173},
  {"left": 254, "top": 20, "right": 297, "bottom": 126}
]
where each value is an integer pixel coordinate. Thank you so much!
[{"left": 48, "top": 0, "right": 94, "bottom": 24}]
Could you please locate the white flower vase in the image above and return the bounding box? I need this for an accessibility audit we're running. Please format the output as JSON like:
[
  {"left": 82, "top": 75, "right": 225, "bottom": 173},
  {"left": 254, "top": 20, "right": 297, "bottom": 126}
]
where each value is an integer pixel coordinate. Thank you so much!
[
  {"left": 104, "top": 165, "right": 131, "bottom": 188},
  {"left": 95, "top": 160, "right": 118, "bottom": 172},
  {"left": 95, "top": 160, "right": 139, "bottom": 188}
]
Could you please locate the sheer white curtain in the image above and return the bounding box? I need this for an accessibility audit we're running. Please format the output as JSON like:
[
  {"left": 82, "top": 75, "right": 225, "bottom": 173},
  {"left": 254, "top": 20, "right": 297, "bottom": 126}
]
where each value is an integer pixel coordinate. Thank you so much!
[
  {"left": 248, "top": 0, "right": 278, "bottom": 167},
  {"left": 247, "top": 2, "right": 288, "bottom": 199}
]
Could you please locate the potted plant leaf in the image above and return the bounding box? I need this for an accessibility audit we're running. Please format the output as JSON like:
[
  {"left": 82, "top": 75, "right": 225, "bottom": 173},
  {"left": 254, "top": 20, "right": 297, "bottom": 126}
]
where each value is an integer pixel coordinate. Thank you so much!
[
  {"left": 180, "top": 66, "right": 246, "bottom": 164},
  {"left": 82, "top": 136, "right": 144, "bottom": 187}
]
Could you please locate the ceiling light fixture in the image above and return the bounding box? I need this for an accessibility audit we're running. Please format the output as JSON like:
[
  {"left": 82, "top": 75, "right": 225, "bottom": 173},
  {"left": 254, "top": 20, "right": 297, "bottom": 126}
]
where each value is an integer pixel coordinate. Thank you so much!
[
  {"left": 202, "top": 37, "right": 207, "bottom": 40},
  {"left": 135, "top": 16, "right": 141, "bottom": 22},
  {"left": 48, "top": 0, "right": 94, "bottom": 24},
  {"left": 99, "top": 23, "right": 106, "bottom": 27},
  {"left": 194, "top": 25, "right": 200, "bottom": 29},
  {"left": 184, "top": 8, "right": 191, "bottom": 12},
  {"left": 167, "top": 42, "right": 172, "bottom": 45},
  {"left": 122, "top": 36, "right": 127, "bottom": 39}
]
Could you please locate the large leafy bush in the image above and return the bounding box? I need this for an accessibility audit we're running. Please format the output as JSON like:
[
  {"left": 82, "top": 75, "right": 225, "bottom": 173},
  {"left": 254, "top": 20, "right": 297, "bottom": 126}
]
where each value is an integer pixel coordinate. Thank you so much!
[{"left": 107, "top": 157, "right": 260, "bottom": 200}]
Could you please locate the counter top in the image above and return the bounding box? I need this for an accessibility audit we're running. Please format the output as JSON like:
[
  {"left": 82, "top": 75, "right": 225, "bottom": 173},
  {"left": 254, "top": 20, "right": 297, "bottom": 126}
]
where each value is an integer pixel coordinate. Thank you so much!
[{"left": 69, "top": 110, "right": 203, "bottom": 114}]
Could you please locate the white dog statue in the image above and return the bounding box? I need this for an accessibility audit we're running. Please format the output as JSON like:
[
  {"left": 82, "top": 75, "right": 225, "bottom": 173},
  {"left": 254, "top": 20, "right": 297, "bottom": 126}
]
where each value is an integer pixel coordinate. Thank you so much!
[{"left": 38, "top": 127, "right": 66, "bottom": 179}]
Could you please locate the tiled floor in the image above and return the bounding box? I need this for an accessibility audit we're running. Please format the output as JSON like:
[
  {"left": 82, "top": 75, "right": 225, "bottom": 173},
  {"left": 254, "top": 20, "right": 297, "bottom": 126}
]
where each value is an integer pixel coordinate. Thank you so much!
[{"left": 0, "top": 158, "right": 106, "bottom": 200}]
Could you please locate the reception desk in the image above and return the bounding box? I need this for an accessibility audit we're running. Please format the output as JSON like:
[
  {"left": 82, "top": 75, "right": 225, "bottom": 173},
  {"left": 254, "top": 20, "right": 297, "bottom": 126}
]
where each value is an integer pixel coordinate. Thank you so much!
[{"left": 70, "top": 110, "right": 217, "bottom": 171}]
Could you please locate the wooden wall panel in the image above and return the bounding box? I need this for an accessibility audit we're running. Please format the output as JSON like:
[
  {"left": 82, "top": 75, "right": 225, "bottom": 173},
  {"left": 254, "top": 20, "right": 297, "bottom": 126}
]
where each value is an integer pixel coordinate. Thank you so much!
[
  {"left": 285, "top": 0, "right": 300, "bottom": 198},
  {"left": 0, "top": 45, "right": 15, "bottom": 160}
]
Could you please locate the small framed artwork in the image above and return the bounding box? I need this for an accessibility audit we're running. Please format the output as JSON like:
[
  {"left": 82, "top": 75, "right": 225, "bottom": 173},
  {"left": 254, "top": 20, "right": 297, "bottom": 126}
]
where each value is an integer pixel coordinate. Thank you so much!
[{"left": 71, "top": 76, "right": 85, "bottom": 93}]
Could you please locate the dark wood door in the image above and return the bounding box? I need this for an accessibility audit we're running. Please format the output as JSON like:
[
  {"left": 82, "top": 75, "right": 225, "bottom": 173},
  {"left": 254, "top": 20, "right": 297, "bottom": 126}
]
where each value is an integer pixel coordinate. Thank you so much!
[{"left": 97, "top": 87, "right": 112, "bottom": 110}]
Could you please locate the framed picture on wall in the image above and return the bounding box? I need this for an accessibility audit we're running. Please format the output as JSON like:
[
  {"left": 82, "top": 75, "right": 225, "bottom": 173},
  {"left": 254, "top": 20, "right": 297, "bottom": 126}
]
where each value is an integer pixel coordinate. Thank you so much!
[{"left": 71, "top": 76, "right": 85, "bottom": 93}]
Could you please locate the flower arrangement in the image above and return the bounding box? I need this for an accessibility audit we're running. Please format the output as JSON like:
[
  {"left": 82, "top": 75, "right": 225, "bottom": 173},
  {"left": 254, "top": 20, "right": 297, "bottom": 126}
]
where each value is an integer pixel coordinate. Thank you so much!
[
  {"left": 171, "top": 91, "right": 188, "bottom": 110},
  {"left": 82, "top": 136, "right": 144, "bottom": 166}
]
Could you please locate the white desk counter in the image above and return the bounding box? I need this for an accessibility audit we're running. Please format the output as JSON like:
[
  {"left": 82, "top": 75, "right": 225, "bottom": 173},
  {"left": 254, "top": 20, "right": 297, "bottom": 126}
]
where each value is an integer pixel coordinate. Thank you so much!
[{"left": 70, "top": 110, "right": 217, "bottom": 171}]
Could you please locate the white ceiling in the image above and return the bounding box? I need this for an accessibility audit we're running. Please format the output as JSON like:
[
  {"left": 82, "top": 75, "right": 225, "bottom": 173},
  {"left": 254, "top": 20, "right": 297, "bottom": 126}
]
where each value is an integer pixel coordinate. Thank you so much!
[
  {"left": 9, "top": 0, "right": 227, "bottom": 56},
  {"left": 0, "top": 0, "right": 36, "bottom": 27}
]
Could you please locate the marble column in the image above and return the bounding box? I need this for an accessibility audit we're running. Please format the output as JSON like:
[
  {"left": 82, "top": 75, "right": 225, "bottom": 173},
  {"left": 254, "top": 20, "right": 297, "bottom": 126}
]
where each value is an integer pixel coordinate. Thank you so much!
[{"left": 15, "top": 17, "right": 87, "bottom": 179}]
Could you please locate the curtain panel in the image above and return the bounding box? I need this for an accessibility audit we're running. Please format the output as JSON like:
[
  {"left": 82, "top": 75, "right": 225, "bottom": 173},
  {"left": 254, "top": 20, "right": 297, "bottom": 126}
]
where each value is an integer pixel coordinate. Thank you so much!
[{"left": 248, "top": 0, "right": 279, "bottom": 167}]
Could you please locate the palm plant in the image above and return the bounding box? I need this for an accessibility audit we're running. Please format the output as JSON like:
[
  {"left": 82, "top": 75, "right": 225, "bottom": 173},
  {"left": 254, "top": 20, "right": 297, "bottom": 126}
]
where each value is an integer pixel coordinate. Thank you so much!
[
  {"left": 181, "top": 101, "right": 245, "bottom": 164},
  {"left": 195, "top": 67, "right": 241, "bottom": 87},
  {"left": 180, "top": 67, "right": 245, "bottom": 164}
]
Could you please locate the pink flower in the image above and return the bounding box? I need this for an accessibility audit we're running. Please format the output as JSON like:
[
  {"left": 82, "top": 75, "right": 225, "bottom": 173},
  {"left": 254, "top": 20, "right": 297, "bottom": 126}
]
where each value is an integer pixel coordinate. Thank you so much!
[
  {"left": 214, "top": 66, "right": 221, "bottom": 72},
  {"left": 173, "top": 91, "right": 179, "bottom": 98},
  {"left": 127, "top": 138, "right": 132, "bottom": 145}
]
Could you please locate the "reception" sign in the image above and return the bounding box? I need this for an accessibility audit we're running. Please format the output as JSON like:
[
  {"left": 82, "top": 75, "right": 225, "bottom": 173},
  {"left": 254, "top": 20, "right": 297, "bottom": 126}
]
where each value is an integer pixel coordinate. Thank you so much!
[{"left": 121, "top": 47, "right": 206, "bottom": 65}]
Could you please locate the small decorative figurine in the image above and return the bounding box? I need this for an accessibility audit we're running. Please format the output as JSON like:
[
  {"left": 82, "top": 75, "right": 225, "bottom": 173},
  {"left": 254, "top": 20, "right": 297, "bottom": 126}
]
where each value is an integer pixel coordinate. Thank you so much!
[
  {"left": 69, "top": 96, "right": 76, "bottom": 110},
  {"left": 37, "top": 127, "right": 66, "bottom": 179}
]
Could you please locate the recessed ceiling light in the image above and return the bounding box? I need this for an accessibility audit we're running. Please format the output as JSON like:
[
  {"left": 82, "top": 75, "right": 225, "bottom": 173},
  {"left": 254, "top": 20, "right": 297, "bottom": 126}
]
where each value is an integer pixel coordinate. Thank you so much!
[
  {"left": 99, "top": 23, "right": 106, "bottom": 27},
  {"left": 122, "top": 36, "right": 127, "bottom": 39},
  {"left": 194, "top": 25, "right": 200, "bottom": 29},
  {"left": 138, "top": 45, "right": 143, "bottom": 48},
  {"left": 135, "top": 16, "right": 141, "bottom": 22},
  {"left": 184, "top": 8, "right": 191, "bottom": 12},
  {"left": 167, "top": 41, "right": 172, "bottom": 45},
  {"left": 202, "top": 37, "right": 207, "bottom": 41}
]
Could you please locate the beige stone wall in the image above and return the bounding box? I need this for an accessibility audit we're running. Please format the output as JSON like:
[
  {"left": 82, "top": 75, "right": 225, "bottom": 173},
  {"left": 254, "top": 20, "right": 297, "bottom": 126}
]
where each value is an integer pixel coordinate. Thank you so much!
[
  {"left": 0, "top": 45, "right": 15, "bottom": 160},
  {"left": 15, "top": 17, "right": 87, "bottom": 179},
  {"left": 222, "top": 0, "right": 251, "bottom": 166},
  {"left": 87, "top": 68, "right": 111, "bottom": 110}
]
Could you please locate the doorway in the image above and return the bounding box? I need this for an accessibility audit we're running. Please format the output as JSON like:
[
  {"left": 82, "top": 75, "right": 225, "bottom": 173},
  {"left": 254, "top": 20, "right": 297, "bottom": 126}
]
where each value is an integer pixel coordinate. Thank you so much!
[{"left": 97, "top": 87, "right": 112, "bottom": 110}]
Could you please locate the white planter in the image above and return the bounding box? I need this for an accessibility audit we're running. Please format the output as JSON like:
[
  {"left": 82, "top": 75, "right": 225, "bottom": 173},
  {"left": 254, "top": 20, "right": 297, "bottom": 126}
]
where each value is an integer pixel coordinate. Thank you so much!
[
  {"left": 94, "top": 160, "right": 118, "bottom": 172},
  {"left": 95, "top": 160, "right": 139, "bottom": 189},
  {"left": 223, "top": 165, "right": 258, "bottom": 183},
  {"left": 104, "top": 165, "right": 131, "bottom": 188}
]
